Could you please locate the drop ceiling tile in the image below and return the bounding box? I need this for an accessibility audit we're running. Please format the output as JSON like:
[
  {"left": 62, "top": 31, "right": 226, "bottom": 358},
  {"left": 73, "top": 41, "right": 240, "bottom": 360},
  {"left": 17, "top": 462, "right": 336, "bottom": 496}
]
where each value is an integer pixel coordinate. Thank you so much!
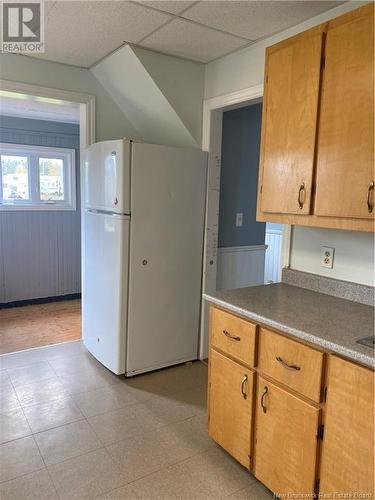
[
  {"left": 34, "top": 1, "right": 172, "bottom": 67},
  {"left": 182, "top": 1, "right": 344, "bottom": 40},
  {"left": 137, "top": 1, "right": 197, "bottom": 15},
  {"left": 140, "top": 18, "right": 249, "bottom": 62}
]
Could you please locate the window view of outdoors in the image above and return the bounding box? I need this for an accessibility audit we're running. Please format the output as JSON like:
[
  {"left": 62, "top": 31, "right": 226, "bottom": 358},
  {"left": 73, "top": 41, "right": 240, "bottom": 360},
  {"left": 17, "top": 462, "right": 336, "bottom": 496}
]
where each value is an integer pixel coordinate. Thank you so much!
[
  {"left": 1, "top": 155, "right": 30, "bottom": 200},
  {"left": 39, "top": 158, "right": 64, "bottom": 201}
]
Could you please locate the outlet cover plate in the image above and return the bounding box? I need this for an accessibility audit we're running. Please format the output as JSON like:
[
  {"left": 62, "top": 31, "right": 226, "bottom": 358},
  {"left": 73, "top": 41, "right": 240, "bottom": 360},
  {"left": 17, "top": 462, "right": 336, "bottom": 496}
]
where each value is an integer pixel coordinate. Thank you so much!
[
  {"left": 236, "top": 213, "right": 243, "bottom": 227},
  {"left": 321, "top": 246, "right": 335, "bottom": 268}
]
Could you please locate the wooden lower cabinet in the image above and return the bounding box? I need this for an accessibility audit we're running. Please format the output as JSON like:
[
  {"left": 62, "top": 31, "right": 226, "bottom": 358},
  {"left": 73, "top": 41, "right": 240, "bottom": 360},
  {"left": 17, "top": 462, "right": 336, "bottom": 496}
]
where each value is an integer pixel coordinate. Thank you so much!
[
  {"left": 254, "top": 377, "right": 320, "bottom": 496},
  {"left": 208, "top": 349, "right": 254, "bottom": 468},
  {"left": 319, "top": 356, "right": 375, "bottom": 496},
  {"left": 208, "top": 305, "right": 375, "bottom": 497}
]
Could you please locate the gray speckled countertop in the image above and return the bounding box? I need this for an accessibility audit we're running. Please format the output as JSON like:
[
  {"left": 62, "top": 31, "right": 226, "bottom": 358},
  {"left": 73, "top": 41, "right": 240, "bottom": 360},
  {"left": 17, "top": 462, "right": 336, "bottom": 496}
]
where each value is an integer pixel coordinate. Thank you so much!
[{"left": 204, "top": 283, "right": 375, "bottom": 369}]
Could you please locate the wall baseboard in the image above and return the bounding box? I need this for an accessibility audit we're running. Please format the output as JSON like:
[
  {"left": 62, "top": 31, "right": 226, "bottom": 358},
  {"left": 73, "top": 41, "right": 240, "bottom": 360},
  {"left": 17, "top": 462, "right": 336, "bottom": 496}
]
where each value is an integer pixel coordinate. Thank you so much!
[
  {"left": 217, "top": 244, "right": 267, "bottom": 291},
  {"left": 0, "top": 293, "right": 81, "bottom": 309}
]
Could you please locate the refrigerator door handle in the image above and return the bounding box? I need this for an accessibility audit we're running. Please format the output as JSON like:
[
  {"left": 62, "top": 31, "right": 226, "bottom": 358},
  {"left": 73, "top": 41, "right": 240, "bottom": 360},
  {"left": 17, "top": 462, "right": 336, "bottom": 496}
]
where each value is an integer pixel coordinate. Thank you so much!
[{"left": 85, "top": 208, "right": 130, "bottom": 218}]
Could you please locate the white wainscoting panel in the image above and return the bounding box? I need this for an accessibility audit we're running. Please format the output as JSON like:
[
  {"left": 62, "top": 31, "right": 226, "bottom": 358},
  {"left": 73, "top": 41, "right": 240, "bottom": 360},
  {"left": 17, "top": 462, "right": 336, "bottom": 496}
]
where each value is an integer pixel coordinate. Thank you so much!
[
  {"left": 265, "top": 229, "right": 282, "bottom": 283},
  {"left": 217, "top": 245, "right": 267, "bottom": 291}
]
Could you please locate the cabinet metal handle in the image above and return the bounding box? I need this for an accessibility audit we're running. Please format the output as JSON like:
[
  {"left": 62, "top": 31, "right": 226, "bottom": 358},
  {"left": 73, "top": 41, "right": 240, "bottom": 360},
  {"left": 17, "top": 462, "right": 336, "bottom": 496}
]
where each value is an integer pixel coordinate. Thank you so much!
[
  {"left": 241, "top": 374, "right": 248, "bottom": 400},
  {"left": 298, "top": 182, "right": 306, "bottom": 209},
  {"left": 222, "top": 329, "right": 241, "bottom": 342},
  {"left": 261, "top": 386, "right": 268, "bottom": 413},
  {"left": 276, "top": 356, "right": 301, "bottom": 371},
  {"left": 367, "top": 181, "right": 374, "bottom": 213}
]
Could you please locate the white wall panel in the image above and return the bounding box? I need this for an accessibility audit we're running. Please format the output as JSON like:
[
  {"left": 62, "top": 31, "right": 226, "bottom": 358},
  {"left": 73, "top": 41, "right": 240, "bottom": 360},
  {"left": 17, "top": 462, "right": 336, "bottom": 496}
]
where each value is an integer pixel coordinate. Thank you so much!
[
  {"left": 264, "top": 229, "right": 282, "bottom": 283},
  {"left": 217, "top": 245, "right": 266, "bottom": 291},
  {"left": 0, "top": 118, "right": 81, "bottom": 303}
]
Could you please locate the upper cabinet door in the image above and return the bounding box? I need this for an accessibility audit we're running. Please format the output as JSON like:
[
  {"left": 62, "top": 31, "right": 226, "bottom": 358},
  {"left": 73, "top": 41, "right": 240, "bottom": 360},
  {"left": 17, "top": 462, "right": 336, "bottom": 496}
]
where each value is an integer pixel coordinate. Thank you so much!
[
  {"left": 259, "top": 27, "right": 324, "bottom": 215},
  {"left": 315, "top": 5, "right": 374, "bottom": 218}
]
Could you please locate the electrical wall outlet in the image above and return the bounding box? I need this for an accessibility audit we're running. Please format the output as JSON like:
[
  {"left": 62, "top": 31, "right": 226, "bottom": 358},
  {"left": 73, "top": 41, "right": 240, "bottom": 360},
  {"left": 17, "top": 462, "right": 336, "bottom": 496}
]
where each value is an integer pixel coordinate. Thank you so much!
[
  {"left": 236, "top": 213, "right": 243, "bottom": 227},
  {"left": 321, "top": 246, "right": 335, "bottom": 268}
]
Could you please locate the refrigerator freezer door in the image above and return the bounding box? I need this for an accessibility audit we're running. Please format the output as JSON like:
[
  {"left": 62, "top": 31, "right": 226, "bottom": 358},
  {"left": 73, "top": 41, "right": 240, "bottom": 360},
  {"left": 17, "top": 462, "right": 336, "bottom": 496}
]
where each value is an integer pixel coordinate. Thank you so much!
[
  {"left": 82, "top": 210, "right": 130, "bottom": 374},
  {"left": 83, "top": 139, "right": 131, "bottom": 214},
  {"left": 126, "top": 143, "right": 207, "bottom": 375}
]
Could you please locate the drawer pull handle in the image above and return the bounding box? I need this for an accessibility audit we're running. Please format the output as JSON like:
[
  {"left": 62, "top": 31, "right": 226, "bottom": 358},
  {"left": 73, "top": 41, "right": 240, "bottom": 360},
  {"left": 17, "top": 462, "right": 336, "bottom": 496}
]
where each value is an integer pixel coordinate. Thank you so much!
[
  {"left": 261, "top": 386, "right": 268, "bottom": 413},
  {"left": 222, "top": 330, "right": 241, "bottom": 341},
  {"left": 298, "top": 182, "right": 306, "bottom": 209},
  {"left": 276, "top": 356, "right": 301, "bottom": 371},
  {"left": 241, "top": 374, "right": 248, "bottom": 400},
  {"left": 367, "top": 181, "right": 374, "bottom": 213}
]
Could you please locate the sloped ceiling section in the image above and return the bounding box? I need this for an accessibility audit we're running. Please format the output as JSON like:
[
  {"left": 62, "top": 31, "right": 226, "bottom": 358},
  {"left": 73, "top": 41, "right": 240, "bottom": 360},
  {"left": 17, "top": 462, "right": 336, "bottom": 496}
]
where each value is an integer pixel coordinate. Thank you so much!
[
  {"left": 132, "top": 46, "right": 204, "bottom": 147},
  {"left": 91, "top": 45, "right": 199, "bottom": 149}
]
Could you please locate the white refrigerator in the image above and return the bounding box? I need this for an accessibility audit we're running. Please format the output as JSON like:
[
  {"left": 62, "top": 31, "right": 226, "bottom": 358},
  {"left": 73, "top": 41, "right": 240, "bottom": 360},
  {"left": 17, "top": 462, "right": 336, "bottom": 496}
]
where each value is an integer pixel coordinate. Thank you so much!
[{"left": 82, "top": 139, "right": 207, "bottom": 376}]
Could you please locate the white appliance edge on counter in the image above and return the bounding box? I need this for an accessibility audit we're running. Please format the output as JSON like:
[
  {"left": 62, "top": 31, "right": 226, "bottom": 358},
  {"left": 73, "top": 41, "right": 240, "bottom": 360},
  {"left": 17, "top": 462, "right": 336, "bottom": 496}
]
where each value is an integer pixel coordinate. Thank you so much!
[{"left": 82, "top": 138, "right": 207, "bottom": 376}]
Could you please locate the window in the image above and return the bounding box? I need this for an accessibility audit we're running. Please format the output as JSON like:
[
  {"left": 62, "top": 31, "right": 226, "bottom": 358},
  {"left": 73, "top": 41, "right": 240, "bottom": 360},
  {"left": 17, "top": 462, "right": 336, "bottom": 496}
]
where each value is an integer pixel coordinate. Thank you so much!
[{"left": 0, "top": 144, "right": 76, "bottom": 210}]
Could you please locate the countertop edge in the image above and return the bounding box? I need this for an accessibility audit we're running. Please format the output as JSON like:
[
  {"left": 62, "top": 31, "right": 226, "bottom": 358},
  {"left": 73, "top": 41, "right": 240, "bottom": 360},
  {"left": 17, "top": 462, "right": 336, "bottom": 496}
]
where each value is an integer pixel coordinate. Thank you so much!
[{"left": 203, "top": 293, "right": 375, "bottom": 370}]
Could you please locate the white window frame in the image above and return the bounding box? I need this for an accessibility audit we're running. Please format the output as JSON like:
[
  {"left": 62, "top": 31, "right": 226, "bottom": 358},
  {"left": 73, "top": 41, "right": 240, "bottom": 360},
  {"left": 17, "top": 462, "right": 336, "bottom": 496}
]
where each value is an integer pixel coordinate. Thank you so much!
[{"left": 0, "top": 143, "right": 76, "bottom": 211}]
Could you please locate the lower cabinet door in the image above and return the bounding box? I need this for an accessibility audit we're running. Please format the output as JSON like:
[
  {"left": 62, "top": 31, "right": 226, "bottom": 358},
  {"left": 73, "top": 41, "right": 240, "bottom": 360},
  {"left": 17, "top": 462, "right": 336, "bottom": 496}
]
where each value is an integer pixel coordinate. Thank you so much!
[
  {"left": 208, "top": 349, "right": 254, "bottom": 468},
  {"left": 255, "top": 376, "right": 320, "bottom": 495},
  {"left": 319, "top": 356, "right": 374, "bottom": 496}
]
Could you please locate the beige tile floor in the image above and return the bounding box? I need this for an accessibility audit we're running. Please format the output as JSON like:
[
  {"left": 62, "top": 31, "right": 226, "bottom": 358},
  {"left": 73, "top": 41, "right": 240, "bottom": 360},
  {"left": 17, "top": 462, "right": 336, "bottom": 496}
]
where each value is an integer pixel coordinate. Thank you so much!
[{"left": 0, "top": 340, "right": 272, "bottom": 499}]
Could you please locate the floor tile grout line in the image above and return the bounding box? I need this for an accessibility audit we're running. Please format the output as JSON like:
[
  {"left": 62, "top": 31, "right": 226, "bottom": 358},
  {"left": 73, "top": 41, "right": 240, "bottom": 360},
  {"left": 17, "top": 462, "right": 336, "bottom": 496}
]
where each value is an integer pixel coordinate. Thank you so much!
[
  {"left": 44, "top": 465, "right": 62, "bottom": 500},
  {"left": 30, "top": 434, "right": 58, "bottom": 497},
  {"left": 44, "top": 444, "right": 107, "bottom": 471},
  {"left": 1, "top": 365, "right": 34, "bottom": 443},
  {"left": 4, "top": 370, "right": 203, "bottom": 422},
  {"left": 94, "top": 442, "right": 218, "bottom": 500},
  {"left": 65, "top": 376, "right": 206, "bottom": 420},
  {"left": 89, "top": 402, "right": 207, "bottom": 448},
  {"left": 23, "top": 410, "right": 86, "bottom": 439},
  {"left": 0, "top": 464, "right": 47, "bottom": 486},
  {"left": 220, "top": 478, "right": 261, "bottom": 499}
]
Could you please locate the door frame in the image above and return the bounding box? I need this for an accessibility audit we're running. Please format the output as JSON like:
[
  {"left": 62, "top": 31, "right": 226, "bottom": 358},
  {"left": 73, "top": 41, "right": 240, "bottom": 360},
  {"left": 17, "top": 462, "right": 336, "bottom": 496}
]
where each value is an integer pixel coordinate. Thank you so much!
[
  {"left": 199, "top": 84, "right": 292, "bottom": 360},
  {"left": 0, "top": 79, "right": 96, "bottom": 310},
  {"left": 0, "top": 79, "right": 95, "bottom": 149}
]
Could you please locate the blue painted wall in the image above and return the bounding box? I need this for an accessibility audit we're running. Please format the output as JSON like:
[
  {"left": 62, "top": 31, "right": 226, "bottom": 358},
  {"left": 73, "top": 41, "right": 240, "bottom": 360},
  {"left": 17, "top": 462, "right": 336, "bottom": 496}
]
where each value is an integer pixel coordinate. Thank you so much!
[
  {"left": 218, "top": 103, "right": 266, "bottom": 248},
  {"left": 0, "top": 115, "right": 81, "bottom": 303}
]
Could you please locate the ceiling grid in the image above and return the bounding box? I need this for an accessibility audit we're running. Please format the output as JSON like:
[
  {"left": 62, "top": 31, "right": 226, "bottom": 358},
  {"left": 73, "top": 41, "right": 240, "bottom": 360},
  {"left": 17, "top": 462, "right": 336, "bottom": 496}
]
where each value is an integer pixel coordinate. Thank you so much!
[{"left": 12, "top": 1, "right": 343, "bottom": 67}]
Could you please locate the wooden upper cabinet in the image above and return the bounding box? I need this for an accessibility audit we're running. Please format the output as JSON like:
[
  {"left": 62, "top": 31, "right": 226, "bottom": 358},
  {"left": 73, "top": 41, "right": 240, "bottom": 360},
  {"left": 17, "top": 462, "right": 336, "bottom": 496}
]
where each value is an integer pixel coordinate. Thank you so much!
[
  {"left": 315, "top": 4, "right": 375, "bottom": 219},
  {"left": 319, "top": 356, "right": 375, "bottom": 496},
  {"left": 259, "top": 26, "right": 324, "bottom": 215},
  {"left": 257, "top": 4, "right": 374, "bottom": 231}
]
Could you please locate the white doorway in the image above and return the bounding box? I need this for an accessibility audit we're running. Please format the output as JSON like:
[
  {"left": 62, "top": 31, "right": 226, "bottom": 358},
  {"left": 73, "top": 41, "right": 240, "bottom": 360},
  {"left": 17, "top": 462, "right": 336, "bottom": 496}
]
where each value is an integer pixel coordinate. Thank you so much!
[
  {"left": 0, "top": 79, "right": 95, "bottom": 353},
  {"left": 199, "top": 85, "right": 291, "bottom": 359}
]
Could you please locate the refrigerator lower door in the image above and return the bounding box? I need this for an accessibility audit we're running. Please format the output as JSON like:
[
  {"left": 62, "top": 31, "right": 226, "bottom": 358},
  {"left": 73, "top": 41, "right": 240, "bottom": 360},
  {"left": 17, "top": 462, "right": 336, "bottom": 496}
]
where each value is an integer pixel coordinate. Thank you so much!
[
  {"left": 126, "top": 143, "right": 207, "bottom": 376},
  {"left": 82, "top": 210, "right": 130, "bottom": 375}
]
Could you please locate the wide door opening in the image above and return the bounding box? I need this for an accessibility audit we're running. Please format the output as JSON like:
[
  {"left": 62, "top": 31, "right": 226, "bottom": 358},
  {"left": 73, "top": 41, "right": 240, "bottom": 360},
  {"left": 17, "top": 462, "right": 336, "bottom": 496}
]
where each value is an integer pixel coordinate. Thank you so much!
[
  {"left": 0, "top": 92, "right": 82, "bottom": 354},
  {"left": 216, "top": 101, "right": 283, "bottom": 292}
]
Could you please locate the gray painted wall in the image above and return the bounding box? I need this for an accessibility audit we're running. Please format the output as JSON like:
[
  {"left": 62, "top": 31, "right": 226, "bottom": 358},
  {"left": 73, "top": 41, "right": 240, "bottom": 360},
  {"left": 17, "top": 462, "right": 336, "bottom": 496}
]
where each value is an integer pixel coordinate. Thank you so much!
[
  {"left": 0, "top": 52, "right": 139, "bottom": 141},
  {"left": 0, "top": 115, "right": 81, "bottom": 303},
  {"left": 218, "top": 103, "right": 266, "bottom": 248}
]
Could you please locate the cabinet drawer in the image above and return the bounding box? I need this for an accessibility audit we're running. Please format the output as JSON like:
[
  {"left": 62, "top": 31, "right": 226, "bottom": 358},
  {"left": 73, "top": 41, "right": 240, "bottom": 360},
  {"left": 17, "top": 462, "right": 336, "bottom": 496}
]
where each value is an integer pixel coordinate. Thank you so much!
[
  {"left": 258, "top": 328, "right": 324, "bottom": 402},
  {"left": 210, "top": 307, "right": 256, "bottom": 367}
]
